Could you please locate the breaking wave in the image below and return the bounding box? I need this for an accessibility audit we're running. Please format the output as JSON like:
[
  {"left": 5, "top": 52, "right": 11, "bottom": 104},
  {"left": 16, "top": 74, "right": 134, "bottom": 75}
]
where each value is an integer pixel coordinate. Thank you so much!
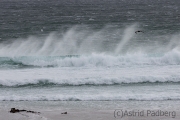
[
  {"left": 0, "top": 49, "right": 180, "bottom": 68},
  {"left": 0, "top": 76, "right": 180, "bottom": 87}
]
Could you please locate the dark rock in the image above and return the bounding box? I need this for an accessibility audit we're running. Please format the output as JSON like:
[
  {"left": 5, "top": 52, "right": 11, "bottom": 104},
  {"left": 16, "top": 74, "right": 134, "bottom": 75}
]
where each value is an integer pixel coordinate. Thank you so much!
[
  {"left": 10, "top": 108, "right": 40, "bottom": 114},
  {"left": 10, "top": 108, "right": 20, "bottom": 113}
]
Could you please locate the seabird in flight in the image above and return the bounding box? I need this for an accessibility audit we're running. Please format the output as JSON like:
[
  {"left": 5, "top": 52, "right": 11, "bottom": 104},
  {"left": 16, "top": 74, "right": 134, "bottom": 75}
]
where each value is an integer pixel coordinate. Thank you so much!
[{"left": 135, "top": 30, "right": 144, "bottom": 34}]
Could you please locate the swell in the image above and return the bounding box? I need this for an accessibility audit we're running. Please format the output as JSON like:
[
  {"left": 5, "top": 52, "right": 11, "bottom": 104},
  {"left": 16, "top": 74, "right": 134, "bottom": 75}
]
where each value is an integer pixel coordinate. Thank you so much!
[
  {"left": 0, "top": 55, "right": 79, "bottom": 69},
  {"left": 0, "top": 57, "right": 35, "bottom": 69}
]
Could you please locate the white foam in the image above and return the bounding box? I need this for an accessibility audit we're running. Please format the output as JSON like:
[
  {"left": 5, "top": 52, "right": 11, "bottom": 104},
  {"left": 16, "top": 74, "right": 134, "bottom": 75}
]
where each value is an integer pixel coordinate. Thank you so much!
[
  {"left": 0, "top": 63, "right": 180, "bottom": 86},
  {"left": 0, "top": 83, "right": 180, "bottom": 101},
  {"left": 5, "top": 49, "right": 180, "bottom": 68}
]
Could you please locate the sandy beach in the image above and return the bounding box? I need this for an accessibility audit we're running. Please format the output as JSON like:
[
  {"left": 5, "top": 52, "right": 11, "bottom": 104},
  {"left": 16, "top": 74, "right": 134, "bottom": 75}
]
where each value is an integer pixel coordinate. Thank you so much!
[
  {"left": 0, "top": 108, "right": 180, "bottom": 120},
  {"left": 0, "top": 101, "right": 180, "bottom": 120}
]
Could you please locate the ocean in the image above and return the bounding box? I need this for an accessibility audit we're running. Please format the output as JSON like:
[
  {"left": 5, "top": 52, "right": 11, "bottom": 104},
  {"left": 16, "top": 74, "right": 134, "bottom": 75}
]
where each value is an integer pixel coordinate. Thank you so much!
[{"left": 0, "top": 0, "right": 180, "bottom": 104}]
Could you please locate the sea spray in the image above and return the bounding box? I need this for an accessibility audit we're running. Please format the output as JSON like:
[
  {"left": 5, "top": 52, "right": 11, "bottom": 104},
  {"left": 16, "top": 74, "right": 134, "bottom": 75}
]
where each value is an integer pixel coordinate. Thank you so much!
[
  {"left": 115, "top": 24, "right": 137, "bottom": 54},
  {"left": 0, "top": 24, "right": 141, "bottom": 56}
]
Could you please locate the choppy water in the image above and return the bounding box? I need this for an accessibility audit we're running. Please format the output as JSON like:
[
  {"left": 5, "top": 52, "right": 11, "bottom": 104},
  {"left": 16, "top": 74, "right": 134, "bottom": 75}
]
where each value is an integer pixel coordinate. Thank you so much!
[{"left": 0, "top": 0, "right": 180, "bottom": 101}]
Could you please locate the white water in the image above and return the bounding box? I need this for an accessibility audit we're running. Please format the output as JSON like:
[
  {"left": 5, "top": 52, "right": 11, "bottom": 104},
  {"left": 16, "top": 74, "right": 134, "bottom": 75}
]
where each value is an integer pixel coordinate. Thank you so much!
[
  {"left": 0, "top": 62, "right": 180, "bottom": 86},
  {"left": 1, "top": 54, "right": 180, "bottom": 101},
  {"left": 0, "top": 24, "right": 180, "bottom": 101},
  {"left": 0, "top": 83, "right": 180, "bottom": 101},
  {"left": 3, "top": 49, "right": 180, "bottom": 68}
]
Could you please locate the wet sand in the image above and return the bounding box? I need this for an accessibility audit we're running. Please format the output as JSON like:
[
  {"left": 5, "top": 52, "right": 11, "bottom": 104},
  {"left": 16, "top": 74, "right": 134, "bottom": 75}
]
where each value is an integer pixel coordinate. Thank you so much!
[{"left": 0, "top": 101, "right": 180, "bottom": 120}]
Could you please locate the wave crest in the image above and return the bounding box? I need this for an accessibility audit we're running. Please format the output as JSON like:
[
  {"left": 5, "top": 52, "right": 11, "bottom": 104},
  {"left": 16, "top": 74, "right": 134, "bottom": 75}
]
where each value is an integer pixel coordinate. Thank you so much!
[
  {"left": 1, "top": 50, "right": 180, "bottom": 68},
  {"left": 0, "top": 76, "right": 180, "bottom": 87}
]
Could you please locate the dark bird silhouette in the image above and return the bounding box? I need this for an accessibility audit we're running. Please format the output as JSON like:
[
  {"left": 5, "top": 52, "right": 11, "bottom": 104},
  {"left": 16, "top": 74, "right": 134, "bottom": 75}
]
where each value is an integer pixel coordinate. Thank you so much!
[{"left": 135, "top": 31, "right": 144, "bottom": 34}]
